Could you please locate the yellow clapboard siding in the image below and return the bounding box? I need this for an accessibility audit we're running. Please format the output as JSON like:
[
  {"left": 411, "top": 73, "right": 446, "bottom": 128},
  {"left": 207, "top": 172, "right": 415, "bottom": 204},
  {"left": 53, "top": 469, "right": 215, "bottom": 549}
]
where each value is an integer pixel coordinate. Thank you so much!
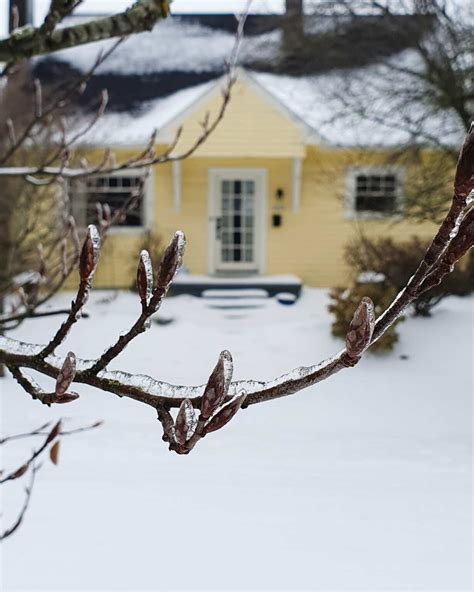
[{"left": 163, "top": 78, "right": 307, "bottom": 158}]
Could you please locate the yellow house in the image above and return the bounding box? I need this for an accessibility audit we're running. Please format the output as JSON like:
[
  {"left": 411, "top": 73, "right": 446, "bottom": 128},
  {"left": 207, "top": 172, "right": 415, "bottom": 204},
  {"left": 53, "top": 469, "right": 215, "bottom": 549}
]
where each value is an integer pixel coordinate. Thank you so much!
[
  {"left": 25, "top": 8, "right": 463, "bottom": 297},
  {"left": 67, "top": 67, "right": 447, "bottom": 295}
]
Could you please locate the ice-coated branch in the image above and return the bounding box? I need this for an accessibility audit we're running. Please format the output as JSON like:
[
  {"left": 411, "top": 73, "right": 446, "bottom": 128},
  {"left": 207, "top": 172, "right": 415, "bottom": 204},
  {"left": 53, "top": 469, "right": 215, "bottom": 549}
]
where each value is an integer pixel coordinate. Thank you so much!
[
  {"left": 0, "top": 127, "right": 472, "bottom": 454},
  {"left": 0, "top": 1, "right": 171, "bottom": 64}
]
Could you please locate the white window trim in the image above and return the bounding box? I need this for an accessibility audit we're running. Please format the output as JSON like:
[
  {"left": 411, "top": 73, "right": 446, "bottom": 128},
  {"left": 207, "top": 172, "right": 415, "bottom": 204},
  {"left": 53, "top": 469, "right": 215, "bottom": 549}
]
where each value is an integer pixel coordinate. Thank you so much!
[
  {"left": 69, "top": 168, "right": 153, "bottom": 235},
  {"left": 345, "top": 166, "right": 404, "bottom": 220},
  {"left": 208, "top": 168, "right": 267, "bottom": 275}
]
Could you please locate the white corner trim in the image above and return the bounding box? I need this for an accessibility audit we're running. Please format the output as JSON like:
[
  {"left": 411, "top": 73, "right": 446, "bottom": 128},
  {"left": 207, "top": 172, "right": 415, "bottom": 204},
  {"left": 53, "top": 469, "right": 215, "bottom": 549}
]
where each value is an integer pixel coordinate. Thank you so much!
[
  {"left": 172, "top": 161, "right": 181, "bottom": 212},
  {"left": 292, "top": 157, "right": 302, "bottom": 213}
]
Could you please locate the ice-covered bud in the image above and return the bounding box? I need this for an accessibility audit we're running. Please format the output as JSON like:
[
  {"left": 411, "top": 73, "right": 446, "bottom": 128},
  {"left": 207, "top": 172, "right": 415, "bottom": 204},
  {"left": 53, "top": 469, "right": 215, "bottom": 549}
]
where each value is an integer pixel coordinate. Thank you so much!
[
  {"left": 55, "top": 351, "right": 76, "bottom": 396},
  {"left": 174, "top": 399, "right": 196, "bottom": 446},
  {"left": 155, "top": 231, "right": 186, "bottom": 291},
  {"left": 200, "top": 350, "right": 233, "bottom": 420},
  {"left": 444, "top": 207, "right": 474, "bottom": 264},
  {"left": 137, "top": 250, "right": 153, "bottom": 305},
  {"left": 204, "top": 391, "right": 247, "bottom": 435},
  {"left": 102, "top": 203, "right": 112, "bottom": 225},
  {"left": 54, "top": 392, "right": 80, "bottom": 404},
  {"left": 345, "top": 297, "right": 375, "bottom": 358},
  {"left": 454, "top": 123, "right": 474, "bottom": 199},
  {"left": 79, "top": 224, "right": 100, "bottom": 281}
]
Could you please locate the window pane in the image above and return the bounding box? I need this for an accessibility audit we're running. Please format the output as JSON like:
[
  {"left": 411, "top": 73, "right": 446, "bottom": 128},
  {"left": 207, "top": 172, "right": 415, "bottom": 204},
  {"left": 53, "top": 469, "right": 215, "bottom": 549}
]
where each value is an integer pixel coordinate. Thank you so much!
[
  {"left": 244, "top": 180, "right": 254, "bottom": 195},
  {"left": 355, "top": 173, "right": 397, "bottom": 214}
]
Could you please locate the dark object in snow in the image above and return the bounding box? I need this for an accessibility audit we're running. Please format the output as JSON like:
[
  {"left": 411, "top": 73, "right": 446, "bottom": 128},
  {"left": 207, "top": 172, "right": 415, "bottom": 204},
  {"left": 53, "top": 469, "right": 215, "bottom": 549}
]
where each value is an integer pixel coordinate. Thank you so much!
[
  {"left": 153, "top": 315, "right": 174, "bottom": 326},
  {"left": 276, "top": 292, "right": 297, "bottom": 305}
]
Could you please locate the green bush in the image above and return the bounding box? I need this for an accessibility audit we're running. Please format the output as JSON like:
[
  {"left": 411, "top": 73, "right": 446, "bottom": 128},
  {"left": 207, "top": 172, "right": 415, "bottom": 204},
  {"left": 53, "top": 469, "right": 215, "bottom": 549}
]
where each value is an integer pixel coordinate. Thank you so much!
[
  {"left": 328, "top": 235, "right": 473, "bottom": 353},
  {"left": 345, "top": 236, "right": 473, "bottom": 317}
]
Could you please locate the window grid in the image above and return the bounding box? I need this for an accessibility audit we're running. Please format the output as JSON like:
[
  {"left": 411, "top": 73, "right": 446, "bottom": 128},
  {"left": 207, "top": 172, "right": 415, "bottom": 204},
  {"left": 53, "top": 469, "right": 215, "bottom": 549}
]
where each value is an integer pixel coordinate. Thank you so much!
[
  {"left": 220, "top": 179, "right": 255, "bottom": 263},
  {"left": 354, "top": 173, "right": 398, "bottom": 214}
]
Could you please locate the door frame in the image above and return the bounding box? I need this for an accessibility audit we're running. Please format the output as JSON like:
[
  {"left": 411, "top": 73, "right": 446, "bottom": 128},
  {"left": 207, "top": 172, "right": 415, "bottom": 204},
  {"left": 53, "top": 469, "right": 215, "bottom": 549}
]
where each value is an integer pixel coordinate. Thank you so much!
[{"left": 208, "top": 168, "right": 267, "bottom": 275}]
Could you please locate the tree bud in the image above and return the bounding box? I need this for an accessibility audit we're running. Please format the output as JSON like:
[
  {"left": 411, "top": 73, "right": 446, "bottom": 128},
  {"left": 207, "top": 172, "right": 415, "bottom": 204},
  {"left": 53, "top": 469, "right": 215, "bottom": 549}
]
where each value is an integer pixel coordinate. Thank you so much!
[
  {"left": 137, "top": 250, "right": 153, "bottom": 305},
  {"left": 204, "top": 391, "right": 247, "bottom": 434},
  {"left": 345, "top": 297, "right": 375, "bottom": 358},
  {"left": 174, "top": 399, "right": 196, "bottom": 446},
  {"left": 79, "top": 225, "right": 100, "bottom": 281},
  {"left": 55, "top": 352, "right": 76, "bottom": 396},
  {"left": 200, "top": 350, "right": 233, "bottom": 420}
]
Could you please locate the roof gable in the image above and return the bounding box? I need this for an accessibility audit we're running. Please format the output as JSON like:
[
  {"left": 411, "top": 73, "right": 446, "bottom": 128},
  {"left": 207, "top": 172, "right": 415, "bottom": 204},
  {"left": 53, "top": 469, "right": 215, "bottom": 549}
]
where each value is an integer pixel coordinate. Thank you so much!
[{"left": 159, "top": 71, "right": 312, "bottom": 158}]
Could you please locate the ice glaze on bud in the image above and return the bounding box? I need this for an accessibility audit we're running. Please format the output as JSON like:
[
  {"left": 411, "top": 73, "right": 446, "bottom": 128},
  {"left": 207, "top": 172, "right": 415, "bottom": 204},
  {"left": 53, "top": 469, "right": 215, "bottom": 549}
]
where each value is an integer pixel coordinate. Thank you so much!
[
  {"left": 102, "top": 203, "right": 112, "bottom": 225},
  {"left": 79, "top": 225, "right": 100, "bottom": 281},
  {"left": 345, "top": 297, "right": 375, "bottom": 358},
  {"left": 54, "top": 392, "right": 80, "bottom": 404},
  {"left": 155, "top": 231, "right": 185, "bottom": 292},
  {"left": 203, "top": 391, "right": 247, "bottom": 435},
  {"left": 200, "top": 350, "right": 233, "bottom": 420},
  {"left": 137, "top": 250, "right": 153, "bottom": 305},
  {"left": 454, "top": 124, "right": 474, "bottom": 199},
  {"left": 55, "top": 351, "right": 76, "bottom": 396},
  {"left": 174, "top": 399, "right": 196, "bottom": 446},
  {"left": 445, "top": 207, "right": 474, "bottom": 263}
]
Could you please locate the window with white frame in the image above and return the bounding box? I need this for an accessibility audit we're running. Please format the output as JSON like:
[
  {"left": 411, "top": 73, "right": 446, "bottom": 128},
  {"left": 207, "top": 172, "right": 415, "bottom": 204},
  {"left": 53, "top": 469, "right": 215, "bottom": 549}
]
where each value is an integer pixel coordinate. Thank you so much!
[
  {"left": 348, "top": 169, "right": 402, "bottom": 216},
  {"left": 69, "top": 171, "right": 146, "bottom": 229}
]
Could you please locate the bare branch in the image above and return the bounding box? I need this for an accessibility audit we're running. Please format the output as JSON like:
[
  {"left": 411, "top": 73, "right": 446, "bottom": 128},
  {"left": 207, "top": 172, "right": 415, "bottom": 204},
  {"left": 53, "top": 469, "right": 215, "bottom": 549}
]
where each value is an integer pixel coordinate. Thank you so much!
[{"left": 0, "top": 1, "right": 171, "bottom": 65}]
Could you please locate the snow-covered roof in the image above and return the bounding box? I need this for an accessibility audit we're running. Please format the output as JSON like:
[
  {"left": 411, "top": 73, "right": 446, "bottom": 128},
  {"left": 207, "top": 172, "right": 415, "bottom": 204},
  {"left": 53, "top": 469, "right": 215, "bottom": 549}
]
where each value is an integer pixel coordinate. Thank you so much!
[
  {"left": 33, "top": 11, "right": 465, "bottom": 150},
  {"left": 250, "top": 56, "right": 464, "bottom": 148},
  {"left": 77, "top": 80, "right": 217, "bottom": 146},
  {"left": 76, "top": 60, "right": 464, "bottom": 149},
  {"left": 44, "top": 19, "right": 279, "bottom": 77}
]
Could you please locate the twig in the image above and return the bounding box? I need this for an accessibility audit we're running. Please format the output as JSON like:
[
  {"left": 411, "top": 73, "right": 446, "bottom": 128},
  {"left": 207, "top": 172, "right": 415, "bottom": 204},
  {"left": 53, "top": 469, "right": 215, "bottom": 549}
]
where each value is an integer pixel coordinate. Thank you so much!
[{"left": 0, "top": 463, "right": 39, "bottom": 541}]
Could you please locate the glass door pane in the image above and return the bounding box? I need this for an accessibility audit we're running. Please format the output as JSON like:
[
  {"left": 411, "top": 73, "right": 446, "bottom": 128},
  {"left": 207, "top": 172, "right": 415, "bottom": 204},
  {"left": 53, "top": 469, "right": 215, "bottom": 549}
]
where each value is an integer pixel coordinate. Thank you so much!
[{"left": 220, "top": 179, "right": 255, "bottom": 267}]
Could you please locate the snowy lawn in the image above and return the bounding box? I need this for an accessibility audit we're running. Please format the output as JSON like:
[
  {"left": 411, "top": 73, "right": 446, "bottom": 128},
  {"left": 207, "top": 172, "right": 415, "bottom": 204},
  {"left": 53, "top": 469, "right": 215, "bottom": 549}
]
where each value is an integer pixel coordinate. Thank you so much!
[{"left": 1, "top": 289, "right": 472, "bottom": 591}]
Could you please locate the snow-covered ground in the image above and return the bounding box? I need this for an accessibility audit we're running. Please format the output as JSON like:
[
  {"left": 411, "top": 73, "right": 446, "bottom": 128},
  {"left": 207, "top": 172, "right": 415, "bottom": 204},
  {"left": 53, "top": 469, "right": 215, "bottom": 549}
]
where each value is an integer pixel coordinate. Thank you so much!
[{"left": 1, "top": 289, "right": 472, "bottom": 590}]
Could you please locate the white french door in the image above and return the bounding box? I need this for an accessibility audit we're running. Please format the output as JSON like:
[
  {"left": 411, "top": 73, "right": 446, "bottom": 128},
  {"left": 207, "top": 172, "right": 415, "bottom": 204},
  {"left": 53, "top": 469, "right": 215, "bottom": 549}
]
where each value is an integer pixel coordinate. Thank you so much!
[{"left": 209, "top": 169, "right": 266, "bottom": 274}]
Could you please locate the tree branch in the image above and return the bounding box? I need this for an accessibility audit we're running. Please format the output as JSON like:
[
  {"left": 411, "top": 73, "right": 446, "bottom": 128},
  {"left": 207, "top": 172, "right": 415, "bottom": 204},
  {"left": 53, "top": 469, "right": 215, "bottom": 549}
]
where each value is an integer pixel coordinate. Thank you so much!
[{"left": 0, "top": 0, "right": 170, "bottom": 64}]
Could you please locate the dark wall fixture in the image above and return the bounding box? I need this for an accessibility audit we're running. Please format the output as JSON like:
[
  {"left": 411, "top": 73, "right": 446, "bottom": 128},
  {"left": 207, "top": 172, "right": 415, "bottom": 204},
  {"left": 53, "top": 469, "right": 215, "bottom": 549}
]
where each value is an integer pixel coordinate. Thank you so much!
[{"left": 273, "top": 188, "right": 285, "bottom": 227}]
